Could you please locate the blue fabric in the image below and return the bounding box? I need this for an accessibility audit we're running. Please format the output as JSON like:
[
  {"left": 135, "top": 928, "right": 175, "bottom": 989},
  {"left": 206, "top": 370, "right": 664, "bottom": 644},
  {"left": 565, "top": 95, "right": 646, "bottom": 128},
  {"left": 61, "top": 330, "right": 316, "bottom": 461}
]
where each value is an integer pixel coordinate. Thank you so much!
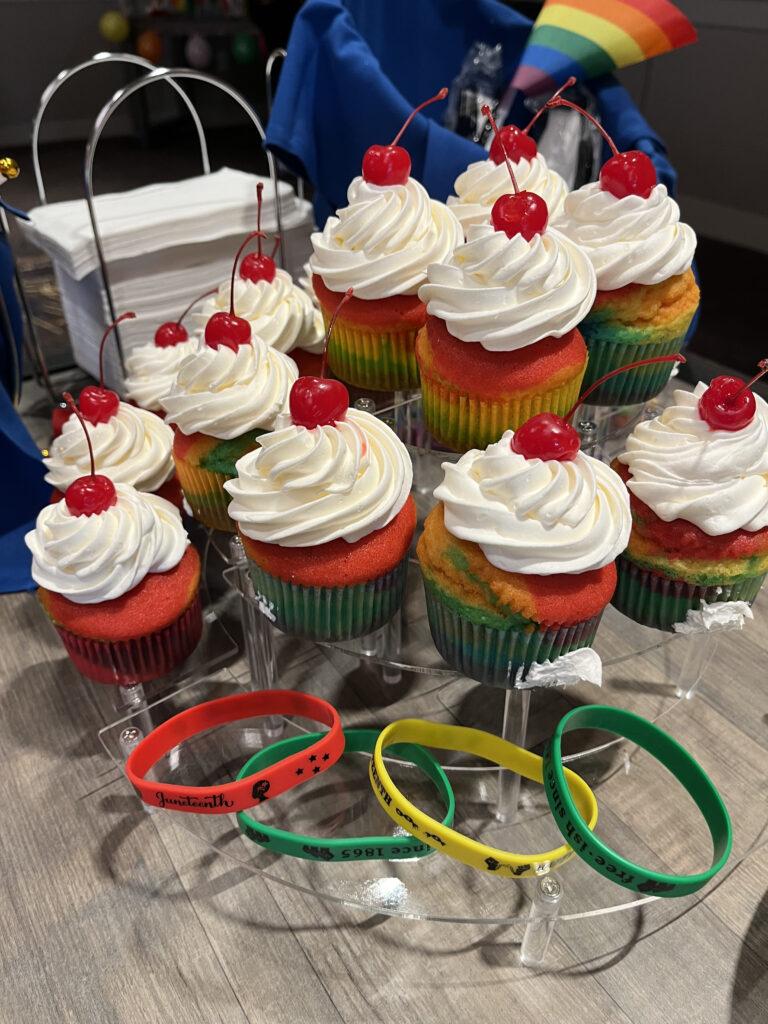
[{"left": 265, "top": 0, "right": 677, "bottom": 226}]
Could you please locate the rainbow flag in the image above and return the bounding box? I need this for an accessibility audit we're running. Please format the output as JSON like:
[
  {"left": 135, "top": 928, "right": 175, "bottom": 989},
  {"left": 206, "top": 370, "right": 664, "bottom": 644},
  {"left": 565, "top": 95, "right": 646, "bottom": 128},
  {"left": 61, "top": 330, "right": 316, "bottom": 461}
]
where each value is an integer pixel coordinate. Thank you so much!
[{"left": 512, "top": 0, "right": 697, "bottom": 96}]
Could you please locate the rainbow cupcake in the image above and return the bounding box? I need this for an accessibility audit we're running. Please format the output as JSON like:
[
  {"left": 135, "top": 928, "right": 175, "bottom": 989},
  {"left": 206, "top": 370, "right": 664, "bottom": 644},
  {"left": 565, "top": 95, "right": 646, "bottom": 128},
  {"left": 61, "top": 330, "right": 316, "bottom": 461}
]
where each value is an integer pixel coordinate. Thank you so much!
[
  {"left": 225, "top": 385, "right": 416, "bottom": 641},
  {"left": 612, "top": 380, "right": 768, "bottom": 630},
  {"left": 416, "top": 221, "right": 595, "bottom": 452},
  {"left": 418, "top": 427, "right": 631, "bottom": 685}
]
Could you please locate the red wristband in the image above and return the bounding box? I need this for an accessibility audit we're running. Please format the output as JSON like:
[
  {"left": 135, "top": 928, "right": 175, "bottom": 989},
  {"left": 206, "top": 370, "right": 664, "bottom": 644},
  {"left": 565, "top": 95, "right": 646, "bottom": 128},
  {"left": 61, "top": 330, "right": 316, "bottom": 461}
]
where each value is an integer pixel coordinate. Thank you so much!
[{"left": 124, "top": 690, "right": 344, "bottom": 813}]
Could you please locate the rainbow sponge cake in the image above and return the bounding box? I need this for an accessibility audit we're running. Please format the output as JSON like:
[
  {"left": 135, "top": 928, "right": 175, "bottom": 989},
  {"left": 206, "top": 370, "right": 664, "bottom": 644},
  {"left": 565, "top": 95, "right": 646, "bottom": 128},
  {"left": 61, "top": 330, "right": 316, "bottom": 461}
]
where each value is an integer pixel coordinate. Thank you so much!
[
  {"left": 559, "top": 182, "right": 698, "bottom": 406},
  {"left": 418, "top": 428, "right": 631, "bottom": 685},
  {"left": 612, "top": 381, "right": 768, "bottom": 630},
  {"left": 416, "top": 221, "right": 595, "bottom": 453}
]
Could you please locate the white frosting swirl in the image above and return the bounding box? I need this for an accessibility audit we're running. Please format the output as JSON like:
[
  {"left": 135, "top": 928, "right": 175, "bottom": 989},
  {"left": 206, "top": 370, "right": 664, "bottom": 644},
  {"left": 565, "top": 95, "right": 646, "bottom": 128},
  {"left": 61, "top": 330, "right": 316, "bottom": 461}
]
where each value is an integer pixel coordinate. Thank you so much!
[
  {"left": 124, "top": 338, "right": 198, "bottom": 412},
  {"left": 195, "top": 269, "right": 324, "bottom": 355},
  {"left": 45, "top": 402, "right": 174, "bottom": 493},
  {"left": 558, "top": 182, "right": 696, "bottom": 290},
  {"left": 619, "top": 383, "right": 768, "bottom": 535},
  {"left": 25, "top": 485, "right": 188, "bottom": 604},
  {"left": 298, "top": 261, "right": 320, "bottom": 308},
  {"left": 310, "top": 176, "right": 463, "bottom": 300},
  {"left": 225, "top": 409, "right": 413, "bottom": 546},
  {"left": 418, "top": 224, "right": 595, "bottom": 351},
  {"left": 434, "top": 430, "right": 631, "bottom": 574},
  {"left": 447, "top": 153, "right": 569, "bottom": 234},
  {"left": 162, "top": 336, "right": 298, "bottom": 440}
]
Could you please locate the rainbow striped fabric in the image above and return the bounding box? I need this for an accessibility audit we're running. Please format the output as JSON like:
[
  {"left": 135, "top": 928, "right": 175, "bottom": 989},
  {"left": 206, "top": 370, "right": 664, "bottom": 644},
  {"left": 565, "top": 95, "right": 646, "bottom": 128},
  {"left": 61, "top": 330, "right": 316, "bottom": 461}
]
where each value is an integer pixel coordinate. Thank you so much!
[{"left": 512, "top": 0, "right": 697, "bottom": 95}]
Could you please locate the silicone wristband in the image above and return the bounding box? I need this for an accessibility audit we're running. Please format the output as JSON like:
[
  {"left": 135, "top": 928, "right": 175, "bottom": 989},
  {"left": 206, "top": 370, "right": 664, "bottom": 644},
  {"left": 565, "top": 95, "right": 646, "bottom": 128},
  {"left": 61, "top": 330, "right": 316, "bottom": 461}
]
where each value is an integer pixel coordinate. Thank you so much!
[
  {"left": 236, "top": 727, "right": 456, "bottom": 862},
  {"left": 125, "top": 690, "right": 344, "bottom": 813},
  {"left": 371, "top": 719, "right": 598, "bottom": 876},
  {"left": 543, "top": 705, "right": 732, "bottom": 897}
]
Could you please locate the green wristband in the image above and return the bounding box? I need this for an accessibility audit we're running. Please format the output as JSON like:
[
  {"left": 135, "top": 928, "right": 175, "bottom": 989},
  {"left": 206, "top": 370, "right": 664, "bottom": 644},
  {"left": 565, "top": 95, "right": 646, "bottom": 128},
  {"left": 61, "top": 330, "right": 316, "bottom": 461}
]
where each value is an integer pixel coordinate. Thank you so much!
[
  {"left": 543, "top": 705, "right": 732, "bottom": 897},
  {"left": 236, "top": 728, "right": 456, "bottom": 862}
]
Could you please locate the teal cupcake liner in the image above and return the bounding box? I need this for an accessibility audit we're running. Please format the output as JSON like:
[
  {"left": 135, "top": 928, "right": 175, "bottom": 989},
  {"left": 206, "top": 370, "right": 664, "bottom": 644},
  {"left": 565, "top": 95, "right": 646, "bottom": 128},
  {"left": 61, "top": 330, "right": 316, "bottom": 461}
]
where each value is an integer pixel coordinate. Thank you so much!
[
  {"left": 246, "top": 557, "right": 409, "bottom": 642},
  {"left": 577, "top": 330, "right": 684, "bottom": 406},
  {"left": 423, "top": 579, "right": 603, "bottom": 688},
  {"left": 612, "top": 555, "right": 766, "bottom": 632}
]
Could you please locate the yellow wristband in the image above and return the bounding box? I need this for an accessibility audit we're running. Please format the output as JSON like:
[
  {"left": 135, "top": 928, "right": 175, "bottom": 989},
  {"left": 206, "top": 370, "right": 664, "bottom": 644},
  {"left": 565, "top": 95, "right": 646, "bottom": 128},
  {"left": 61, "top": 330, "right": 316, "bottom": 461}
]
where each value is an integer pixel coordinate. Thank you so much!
[{"left": 370, "top": 719, "right": 599, "bottom": 877}]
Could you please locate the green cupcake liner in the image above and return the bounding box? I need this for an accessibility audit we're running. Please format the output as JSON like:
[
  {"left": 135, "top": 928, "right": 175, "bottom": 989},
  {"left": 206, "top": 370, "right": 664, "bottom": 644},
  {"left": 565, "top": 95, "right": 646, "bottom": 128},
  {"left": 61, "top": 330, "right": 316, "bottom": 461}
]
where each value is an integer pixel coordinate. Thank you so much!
[
  {"left": 423, "top": 578, "right": 603, "bottom": 688},
  {"left": 612, "top": 555, "right": 766, "bottom": 632},
  {"left": 577, "top": 330, "right": 684, "bottom": 406},
  {"left": 326, "top": 320, "right": 421, "bottom": 391},
  {"left": 246, "top": 556, "right": 409, "bottom": 641}
]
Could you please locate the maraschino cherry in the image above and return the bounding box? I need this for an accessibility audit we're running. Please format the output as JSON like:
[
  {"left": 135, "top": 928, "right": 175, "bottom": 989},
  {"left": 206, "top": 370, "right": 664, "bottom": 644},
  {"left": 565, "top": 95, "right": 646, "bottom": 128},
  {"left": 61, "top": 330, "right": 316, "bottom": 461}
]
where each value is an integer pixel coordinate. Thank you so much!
[
  {"left": 543, "top": 95, "right": 656, "bottom": 200},
  {"left": 154, "top": 288, "right": 217, "bottom": 348},
  {"left": 362, "top": 87, "right": 448, "bottom": 186},
  {"left": 698, "top": 360, "right": 768, "bottom": 431},
  {"left": 205, "top": 231, "right": 264, "bottom": 350},
  {"left": 289, "top": 289, "right": 353, "bottom": 429},
  {"left": 239, "top": 182, "right": 281, "bottom": 284},
  {"left": 486, "top": 77, "right": 576, "bottom": 165},
  {"left": 512, "top": 354, "right": 686, "bottom": 461},
  {"left": 61, "top": 392, "right": 117, "bottom": 516},
  {"left": 79, "top": 312, "right": 136, "bottom": 425},
  {"left": 481, "top": 104, "right": 548, "bottom": 241}
]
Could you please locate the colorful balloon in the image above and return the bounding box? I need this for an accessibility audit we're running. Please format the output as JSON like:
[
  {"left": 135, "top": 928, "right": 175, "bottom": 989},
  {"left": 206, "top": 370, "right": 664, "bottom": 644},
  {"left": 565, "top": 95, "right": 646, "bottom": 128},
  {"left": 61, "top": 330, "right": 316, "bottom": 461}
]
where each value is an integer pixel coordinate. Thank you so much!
[
  {"left": 99, "top": 10, "right": 130, "bottom": 44},
  {"left": 136, "top": 29, "right": 163, "bottom": 64},
  {"left": 185, "top": 33, "right": 212, "bottom": 69}
]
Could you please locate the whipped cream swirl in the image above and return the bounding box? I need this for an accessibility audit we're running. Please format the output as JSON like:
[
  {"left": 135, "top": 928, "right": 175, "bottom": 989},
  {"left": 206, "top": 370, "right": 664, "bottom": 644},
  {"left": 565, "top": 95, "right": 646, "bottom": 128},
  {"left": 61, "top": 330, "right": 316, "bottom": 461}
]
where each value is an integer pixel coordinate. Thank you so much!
[
  {"left": 195, "top": 269, "right": 324, "bottom": 355},
  {"left": 124, "top": 338, "right": 198, "bottom": 412},
  {"left": 435, "top": 430, "right": 631, "bottom": 574},
  {"left": 45, "top": 402, "right": 174, "bottom": 493},
  {"left": 26, "top": 485, "right": 188, "bottom": 604},
  {"left": 162, "top": 336, "right": 297, "bottom": 440},
  {"left": 447, "top": 153, "right": 569, "bottom": 234},
  {"left": 619, "top": 383, "right": 768, "bottom": 535},
  {"left": 310, "top": 176, "right": 462, "bottom": 300},
  {"left": 418, "top": 223, "right": 595, "bottom": 351},
  {"left": 225, "top": 409, "right": 412, "bottom": 546},
  {"left": 558, "top": 182, "right": 696, "bottom": 290}
]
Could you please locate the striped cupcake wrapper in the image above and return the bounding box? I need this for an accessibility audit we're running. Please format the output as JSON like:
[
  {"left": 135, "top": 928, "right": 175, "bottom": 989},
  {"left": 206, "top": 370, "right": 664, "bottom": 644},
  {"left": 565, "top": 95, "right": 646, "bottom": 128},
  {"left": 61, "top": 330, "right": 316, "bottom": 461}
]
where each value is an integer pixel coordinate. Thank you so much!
[
  {"left": 173, "top": 457, "right": 234, "bottom": 532},
  {"left": 578, "top": 331, "right": 684, "bottom": 406},
  {"left": 247, "top": 556, "right": 409, "bottom": 641},
  {"left": 419, "top": 366, "right": 585, "bottom": 454},
  {"left": 423, "top": 579, "right": 603, "bottom": 688},
  {"left": 612, "top": 556, "right": 767, "bottom": 633},
  {"left": 326, "top": 320, "right": 421, "bottom": 391},
  {"left": 55, "top": 595, "right": 203, "bottom": 685}
]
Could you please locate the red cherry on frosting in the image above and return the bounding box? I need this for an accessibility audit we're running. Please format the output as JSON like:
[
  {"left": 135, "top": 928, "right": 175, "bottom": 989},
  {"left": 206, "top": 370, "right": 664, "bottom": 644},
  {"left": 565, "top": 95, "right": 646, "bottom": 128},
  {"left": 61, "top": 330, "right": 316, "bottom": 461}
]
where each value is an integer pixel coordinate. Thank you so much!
[
  {"left": 489, "top": 124, "right": 537, "bottom": 165},
  {"left": 290, "top": 377, "right": 350, "bottom": 429},
  {"left": 239, "top": 182, "right": 277, "bottom": 283},
  {"left": 698, "top": 362, "right": 768, "bottom": 431},
  {"left": 204, "top": 311, "right": 251, "bottom": 351},
  {"left": 154, "top": 321, "right": 189, "bottom": 347},
  {"left": 511, "top": 413, "right": 580, "bottom": 462},
  {"left": 491, "top": 192, "right": 549, "bottom": 241},
  {"left": 362, "top": 87, "right": 448, "bottom": 186},
  {"left": 79, "top": 384, "right": 120, "bottom": 425},
  {"left": 600, "top": 150, "right": 656, "bottom": 200},
  {"left": 60, "top": 392, "right": 117, "bottom": 516}
]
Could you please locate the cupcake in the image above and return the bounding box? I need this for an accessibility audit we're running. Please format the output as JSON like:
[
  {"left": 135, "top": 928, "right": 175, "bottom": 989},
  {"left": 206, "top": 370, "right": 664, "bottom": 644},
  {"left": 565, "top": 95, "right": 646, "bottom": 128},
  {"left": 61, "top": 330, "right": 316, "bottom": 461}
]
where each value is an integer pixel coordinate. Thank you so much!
[
  {"left": 551, "top": 96, "right": 698, "bottom": 406},
  {"left": 612, "top": 375, "right": 768, "bottom": 631},
  {"left": 27, "top": 398, "right": 201, "bottom": 684},
  {"left": 162, "top": 232, "right": 298, "bottom": 532},
  {"left": 225, "top": 366, "right": 416, "bottom": 641},
  {"left": 310, "top": 89, "right": 463, "bottom": 391},
  {"left": 418, "top": 416, "right": 631, "bottom": 685}
]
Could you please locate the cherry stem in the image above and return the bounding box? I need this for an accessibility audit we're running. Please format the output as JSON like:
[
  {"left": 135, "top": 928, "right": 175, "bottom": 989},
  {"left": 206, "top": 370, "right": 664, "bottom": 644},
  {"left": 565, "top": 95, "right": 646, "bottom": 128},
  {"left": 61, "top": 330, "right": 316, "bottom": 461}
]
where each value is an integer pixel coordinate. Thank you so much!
[
  {"left": 546, "top": 97, "right": 619, "bottom": 157},
  {"left": 270, "top": 235, "right": 282, "bottom": 260},
  {"left": 98, "top": 311, "right": 136, "bottom": 388},
  {"left": 731, "top": 359, "right": 768, "bottom": 402},
  {"left": 390, "top": 87, "right": 448, "bottom": 146},
  {"left": 565, "top": 354, "right": 685, "bottom": 421},
  {"left": 523, "top": 75, "right": 577, "bottom": 135},
  {"left": 481, "top": 104, "right": 519, "bottom": 194},
  {"left": 320, "top": 288, "right": 354, "bottom": 379},
  {"left": 62, "top": 392, "right": 96, "bottom": 477},
  {"left": 256, "top": 182, "right": 264, "bottom": 257},
  {"left": 176, "top": 288, "right": 218, "bottom": 327},
  {"left": 229, "top": 231, "right": 265, "bottom": 315}
]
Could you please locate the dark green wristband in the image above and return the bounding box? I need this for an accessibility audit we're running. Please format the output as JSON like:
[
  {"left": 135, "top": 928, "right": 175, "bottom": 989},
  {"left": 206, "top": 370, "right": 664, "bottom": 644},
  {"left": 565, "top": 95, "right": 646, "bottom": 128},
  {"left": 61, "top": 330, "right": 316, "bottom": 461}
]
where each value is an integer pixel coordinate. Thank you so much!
[
  {"left": 543, "top": 705, "right": 732, "bottom": 897},
  {"left": 236, "top": 728, "right": 456, "bottom": 862}
]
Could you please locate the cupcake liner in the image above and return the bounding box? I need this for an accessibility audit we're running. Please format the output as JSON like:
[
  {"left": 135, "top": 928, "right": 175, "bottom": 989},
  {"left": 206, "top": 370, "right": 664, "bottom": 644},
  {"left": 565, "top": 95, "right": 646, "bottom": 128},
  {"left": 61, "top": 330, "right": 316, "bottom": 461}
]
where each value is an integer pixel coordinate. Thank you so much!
[
  {"left": 246, "top": 556, "right": 409, "bottom": 641},
  {"left": 577, "top": 332, "right": 684, "bottom": 406},
  {"left": 423, "top": 579, "right": 603, "bottom": 687},
  {"left": 326, "top": 320, "right": 421, "bottom": 391},
  {"left": 173, "top": 457, "right": 234, "bottom": 532},
  {"left": 612, "top": 556, "right": 767, "bottom": 632},
  {"left": 419, "top": 365, "right": 584, "bottom": 453},
  {"left": 55, "top": 595, "right": 203, "bottom": 685}
]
